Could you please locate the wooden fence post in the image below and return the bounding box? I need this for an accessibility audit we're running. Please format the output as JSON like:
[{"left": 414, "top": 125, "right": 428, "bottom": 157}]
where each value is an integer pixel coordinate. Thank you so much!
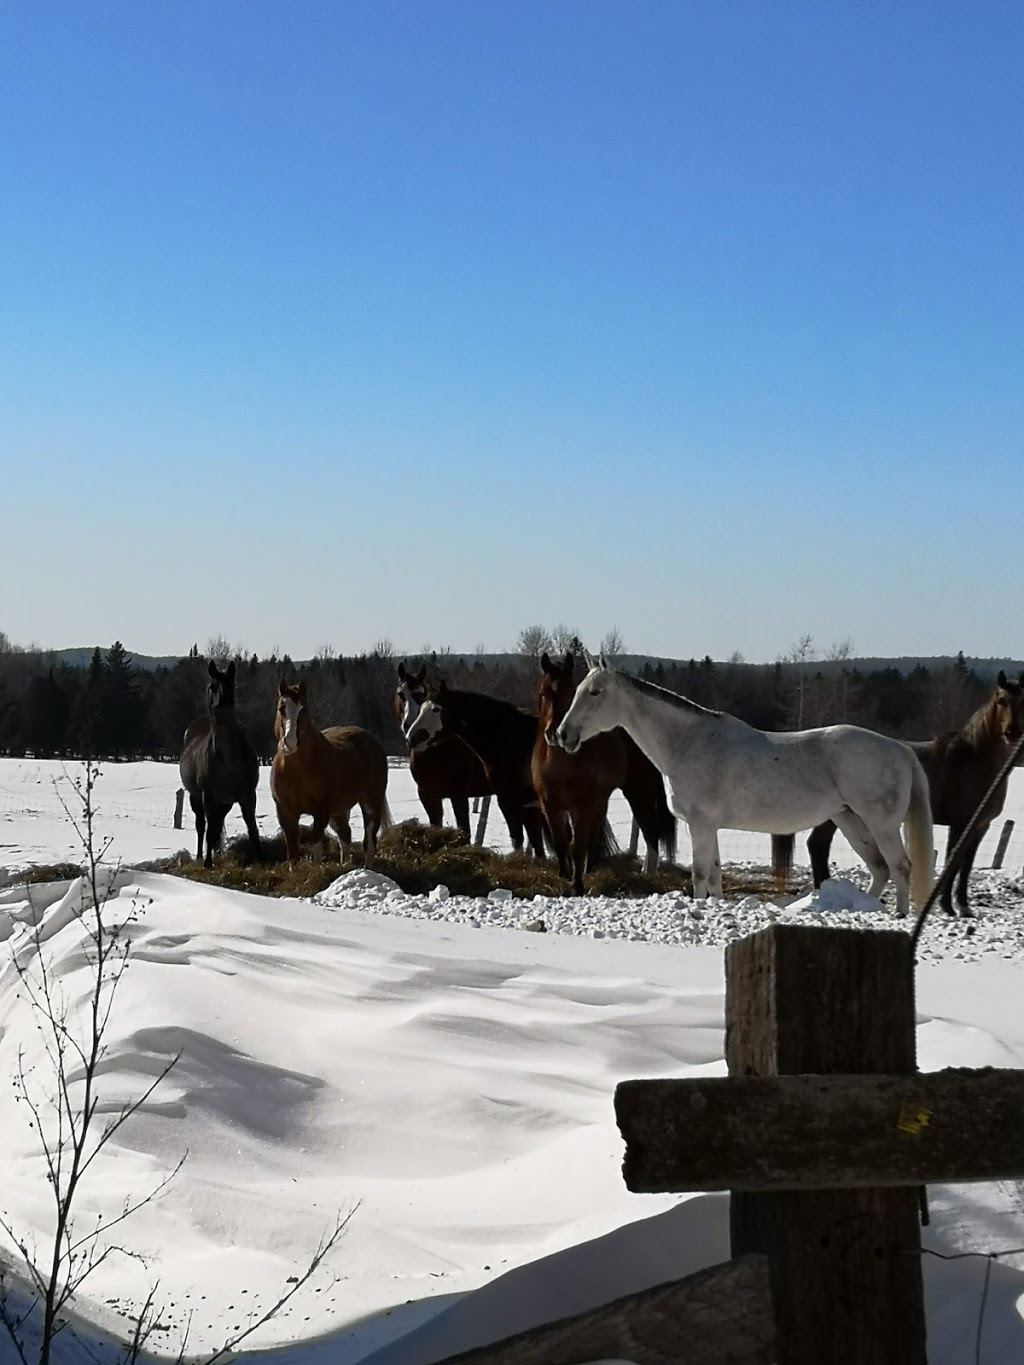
[
  {"left": 474, "top": 794, "right": 491, "bottom": 847},
  {"left": 173, "top": 788, "right": 185, "bottom": 829},
  {"left": 992, "top": 818, "right": 1014, "bottom": 870},
  {"left": 724, "top": 926, "right": 924, "bottom": 1364}
]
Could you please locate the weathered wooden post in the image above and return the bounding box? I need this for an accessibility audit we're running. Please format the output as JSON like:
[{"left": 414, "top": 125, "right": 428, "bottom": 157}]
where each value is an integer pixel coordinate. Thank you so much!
[
  {"left": 992, "top": 818, "right": 1014, "bottom": 870},
  {"left": 616, "top": 923, "right": 1024, "bottom": 1364},
  {"left": 173, "top": 787, "right": 185, "bottom": 829},
  {"left": 724, "top": 925, "right": 923, "bottom": 1364}
]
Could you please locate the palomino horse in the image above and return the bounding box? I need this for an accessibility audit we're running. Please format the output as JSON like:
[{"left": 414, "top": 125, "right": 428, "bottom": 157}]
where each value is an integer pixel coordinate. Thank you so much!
[
  {"left": 179, "top": 660, "right": 262, "bottom": 868},
  {"left": 395, "top": 662, "right": 491, "bottom": 838},
  {"left": 773, "top": 669, "right": 1024, "bottom": 916},
  {"left": 271, "top": 680, "right": 390, "bottom": 866},
  {"left": 403, "top": 683, "right": 549, "bottom": 858},
  {"left": 534, "top": 651, "right": 676, "bottom": 894},
  {"left": 553, "top": 656, "right": 934, "bottom": 916}
]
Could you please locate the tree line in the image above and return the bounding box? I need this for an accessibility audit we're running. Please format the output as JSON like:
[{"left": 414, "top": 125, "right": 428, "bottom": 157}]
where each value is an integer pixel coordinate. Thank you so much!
[{"left": 0, "top": 633, "right": 1006, "bottom": 764}]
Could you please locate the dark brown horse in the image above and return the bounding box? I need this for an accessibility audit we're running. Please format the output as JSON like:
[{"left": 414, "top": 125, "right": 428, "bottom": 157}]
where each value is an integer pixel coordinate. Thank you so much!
[
  {"left": 403, "top": 683, "right": 549, "bottom": 858},
  {"left": 533, "top": 651, "right": 677, "bottom": 894},
  {"left": 179, "top": 660, "right": 262, "bottom": 868},
  {"left": 394, "top": 662, "right": 491, "bottom": 839},
  {"left": 271, "top": 679, "right": 391, "bottom": 866},
  {"left": 773, "top": 670, "right": 1024, "bottom": 915}
]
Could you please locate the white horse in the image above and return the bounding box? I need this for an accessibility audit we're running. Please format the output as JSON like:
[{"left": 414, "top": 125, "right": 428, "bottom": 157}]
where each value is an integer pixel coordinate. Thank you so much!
[{"left": 552, "top": 656, "right": 934, "bottom": 915}]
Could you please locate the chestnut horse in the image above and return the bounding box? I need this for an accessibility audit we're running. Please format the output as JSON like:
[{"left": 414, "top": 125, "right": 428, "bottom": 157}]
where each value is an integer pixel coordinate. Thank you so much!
[
  {"left": 394, "top": 662, "right": 491, "bottom": 838},
  {"left": 271, "top": 680, "right": 390, "bottom": 866},
  {"left": 179, "top": 660, "right": 262, "bottom": 868},
  {"left": 533, "top": 651, "right": 677, "bottom": 894},
  {"left": 772, "top": 669, "right": 1024, "bottom": 916}
]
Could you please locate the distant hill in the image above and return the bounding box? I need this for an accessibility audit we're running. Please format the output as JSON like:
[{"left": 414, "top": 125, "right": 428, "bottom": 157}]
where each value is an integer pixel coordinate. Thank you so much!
[{"left": 30, "top": 647, "right": 1024, "bottom": 680}]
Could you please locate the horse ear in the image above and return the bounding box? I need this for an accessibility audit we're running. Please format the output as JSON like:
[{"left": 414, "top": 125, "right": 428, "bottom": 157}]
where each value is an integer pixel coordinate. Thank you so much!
[
  {"left": 278, "top": 677, "right": 288, "bottom": 697},
  {"left": 563, "top": 650, "right": 574, "bottom": 673},
  {"left": 583, "top": 649, "right": 597, "bottom": 672},
  {"left": 437, "top": 678, "right": 449, "bottom": 696},
  {"left": 398, "top": 662, "right": 409, "bottom": 682},
  {"left": 598, "top": 653, "right": 610, "bottom": 671},
  {"left": 226, "top": 660, "right": 237, "bottom": 681},
  {"left": 998, "top": 670, "right": 1007, "bottom": 687},
  {"left": 297, "top": 678, "right": 307, "bottom": 698},
  {"left": 415, "top": 663, "right": 427, "bottom": 685},
  {"left": 208, "top": 660, "right": 219, "bottom": 680},
  {"left": 540, "top": 651, "right": 553, "bottom": 675}
]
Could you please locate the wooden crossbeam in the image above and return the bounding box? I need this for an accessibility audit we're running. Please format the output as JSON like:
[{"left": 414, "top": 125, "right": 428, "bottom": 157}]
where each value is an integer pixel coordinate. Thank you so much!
[{"left": 616, "top": 1067, "right": 1024, "bottom": 1192}]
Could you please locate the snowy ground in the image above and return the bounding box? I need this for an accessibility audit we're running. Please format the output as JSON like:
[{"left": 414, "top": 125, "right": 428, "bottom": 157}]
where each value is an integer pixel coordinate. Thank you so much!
[{"left": 0, "top": 757, "right": 1022, "bottom": 1364}]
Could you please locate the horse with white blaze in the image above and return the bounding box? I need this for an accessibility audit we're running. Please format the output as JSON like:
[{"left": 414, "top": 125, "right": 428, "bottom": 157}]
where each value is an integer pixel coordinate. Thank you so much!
[{"left": 551, "top": 655, "right": 934, "bottom": 915}]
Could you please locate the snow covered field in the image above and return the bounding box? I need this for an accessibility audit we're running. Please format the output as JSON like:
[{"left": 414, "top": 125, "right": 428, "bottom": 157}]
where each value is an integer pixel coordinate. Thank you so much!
[{"left": 0, "top": 756, "right": 1023, "bottom": 1363}]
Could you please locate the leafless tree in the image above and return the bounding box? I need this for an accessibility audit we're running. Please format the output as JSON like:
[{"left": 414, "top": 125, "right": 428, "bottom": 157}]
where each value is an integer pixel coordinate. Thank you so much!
[
  {"left": 0, "top": 762, "right": 183, "bottom": 1365},
  {"left": 599, "top": 626, "right": 626, "bottom": 660},
  {"left": 516, "top": 624, "right": 552, "bottom": 660},
  {"left": 0, "top": 764, "right": 351, "bottom": 1364}
]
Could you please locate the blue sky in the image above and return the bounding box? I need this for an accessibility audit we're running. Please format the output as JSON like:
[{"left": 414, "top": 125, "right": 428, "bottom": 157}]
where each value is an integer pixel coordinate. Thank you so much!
[{"left": 3, "top": 1, "right": 1022, "bottom": 664}]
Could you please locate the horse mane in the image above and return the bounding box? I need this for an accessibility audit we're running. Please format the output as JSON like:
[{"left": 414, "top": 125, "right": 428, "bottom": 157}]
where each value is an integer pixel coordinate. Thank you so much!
[
  {"left": 622, "top": 671, "right": 722, "bottom": 718},
  {"left": 438, "top": 686, "right": 535, "bottom": 723}
]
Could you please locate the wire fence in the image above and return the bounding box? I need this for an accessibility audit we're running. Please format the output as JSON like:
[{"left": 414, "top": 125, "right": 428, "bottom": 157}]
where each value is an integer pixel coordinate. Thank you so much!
[{"left": 2, "top": 758, "right": 1024, "bottom": 879}]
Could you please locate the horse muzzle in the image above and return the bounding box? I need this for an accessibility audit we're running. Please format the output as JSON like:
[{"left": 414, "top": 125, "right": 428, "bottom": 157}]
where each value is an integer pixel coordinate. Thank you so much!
[
  {"left": 543, "top": 723, "right": 561, "bottom": 748},
  {"left": 554, "top": 723, "right": 581, "bottom": 755}
]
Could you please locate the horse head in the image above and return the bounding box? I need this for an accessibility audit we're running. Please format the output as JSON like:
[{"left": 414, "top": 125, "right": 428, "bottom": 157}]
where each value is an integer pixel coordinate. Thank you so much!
[
  {"left": 275, "top": 678, "right": 308, "bottom": 755},
  {"left": 538, "top": 651, "right": 577, "bottom": 746},
  {"left": 208, "top": 659, "right": 237, "bottom": 712},
  {"left": 395, "top": 662, "right": 429, "bottom": 735},
  {"left": 403, "top": 680, "right": 450, "bottom": 750},
  {"left": 995, "top": 670, "right": 1024, "bottom": 747},
  {"left": 553, "top": 655, "right": 617, "bottom": 755}
]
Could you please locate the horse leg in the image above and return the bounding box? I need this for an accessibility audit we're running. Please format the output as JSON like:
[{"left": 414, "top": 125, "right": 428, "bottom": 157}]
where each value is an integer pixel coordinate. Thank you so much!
[
  {"left": 524, "top": 805, "right": 548, "bottom": 859},
  {"left": 496, "top": 795, "right": 525, "bottom": 853},
  {"left": 950, "top": 822, "right": 986, "bottom": 918},
  {"left": 570, "top": 801, "right": 607, "bottom": 896},
  {"left": 309, "top": 814, "right": 331, "bottom": 863},
  {"left": 204, "top": 802, "right": 228, "bottom": 869},
  {"left": 449, "top": 795, "right": 471, "bottom": 841},
  {"left": 708, "top": 834, "right": 724, "bottom": 899},
  {"left": 807, "top": 819, "right": 838, "bottom": 887},
  {"left": 240, "top": 793, "right": 262, "bottom": 862},
  {"left": 688, "top": 820, "right": 718, "bottom": 900},
  {"left": 542, "top": 802, "right": 572, "bottom": 882},
  {"left": 189, "top": 793, "right": 205, "bottom": 863},
  {"left": 359, "top": 801, "right": 381, "bottom": 867},
  {"left": 833, "top": 811, "right": 890, "bottom": 903},
  {"left": 330, "top": 811, "right": 353, "bottom": 865},
  {"left": 276, "top": 804, "right": 302, "bottom": 864},
  {"left": 420, "top": 792, "right": 444, "bottom": 827}
]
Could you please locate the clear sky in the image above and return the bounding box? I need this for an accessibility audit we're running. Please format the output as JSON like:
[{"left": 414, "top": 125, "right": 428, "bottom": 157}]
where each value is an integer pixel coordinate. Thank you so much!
[{"left": 3, "top": 1, "right": 1022, "bottom": 664}]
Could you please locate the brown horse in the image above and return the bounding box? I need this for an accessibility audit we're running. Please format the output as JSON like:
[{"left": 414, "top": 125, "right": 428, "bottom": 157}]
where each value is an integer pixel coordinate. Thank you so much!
[
  {"left": 271, "top": 680, "right": 391, "bottom": 866},
  {"left": 179, "top": 660, "right": 262, "bottom": 868},
  {"left": 773, "top": 670, "right": 1024, "bottom": 916},
  {"left": 533, "top": 651, "right": 677, "bottom": 894},
  {"left": 394, "top": 662, "right": 491, "bottom": 838}
]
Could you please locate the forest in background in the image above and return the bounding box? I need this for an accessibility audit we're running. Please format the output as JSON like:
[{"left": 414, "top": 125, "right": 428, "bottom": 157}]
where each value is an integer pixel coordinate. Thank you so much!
[{"left": 0, "top": 628, "right": 1019, "bottom": 764}]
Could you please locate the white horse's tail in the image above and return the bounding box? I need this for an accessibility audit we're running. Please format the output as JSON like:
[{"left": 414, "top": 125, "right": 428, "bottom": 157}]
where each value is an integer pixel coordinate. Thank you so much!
[{"left": 905, "top": 751, "right": 934, "bottom": 909}]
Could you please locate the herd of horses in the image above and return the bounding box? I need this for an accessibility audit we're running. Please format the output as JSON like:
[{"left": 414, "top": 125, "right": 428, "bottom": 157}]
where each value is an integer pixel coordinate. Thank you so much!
[{"left": 178, "top": 653, "right": 1024, "bottom": 917}]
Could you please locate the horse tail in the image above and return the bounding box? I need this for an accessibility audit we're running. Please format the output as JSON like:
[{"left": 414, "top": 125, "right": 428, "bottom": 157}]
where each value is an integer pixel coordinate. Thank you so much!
[
  {"left": 772, "top": 833, "right": 795, "bottom": 890},
  {"left": 905, "top": 751, "right": 934, "bottom": 908},
  {"left": 598, "top": 818, "right": 620, "bottom": 863},
  {"left": 654, "top": 784, "right": 677, "bottom": 864},
  {"left": 379, "top": 797, "right": 393, "bottom": 832}
]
